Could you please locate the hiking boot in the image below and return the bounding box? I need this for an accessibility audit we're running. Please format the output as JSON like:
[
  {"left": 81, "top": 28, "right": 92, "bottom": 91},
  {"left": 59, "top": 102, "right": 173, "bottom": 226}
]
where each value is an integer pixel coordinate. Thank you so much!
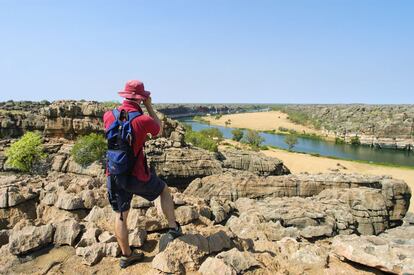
[
  {"left": 167, "top": 222, "right": 183, "bottom": 238},
  {"left": 159, "top": 222, "right": 183, "bottom": 252},
  {"left": 120, "top": 248, "right": 144, "bottom": 269}
]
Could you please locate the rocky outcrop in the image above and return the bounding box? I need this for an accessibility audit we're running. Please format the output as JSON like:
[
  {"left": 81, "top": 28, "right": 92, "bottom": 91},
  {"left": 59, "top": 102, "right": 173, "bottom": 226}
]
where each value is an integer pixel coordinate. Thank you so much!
[
  {"left": 185, "top": 171, "right": 411, "bottom": 226},
  {"left": 41, "top": 101, "right": 106, "bottom": 139},
  {"left": 46, "top": 136, "right": 289, "bottom": 189},
  {"left": 146, "top": 140, "right": 223, "bottom": 187},
  {"left": 228, "top": 187, "right": 400, "bottom": 238},
  {"left": 0, "top": 167, "right": 411, "bottom": 274},
  {"left": 0, "top": 100, "right": 190, "bottom": 141},
  {"left": 217, "top": 148, "right": 290, "bottom": 176},
  {"left": 0, "top": 101, "right": 49, "bottom": 138},
  {"left": 154, "top": 103, "right": 261, "bottom": 118},
  {"left": 0, "top": 112, "right": 45, "bottom": 138},
  {"left": 280, "top": 104, "right": 414, "bottom": 149}
]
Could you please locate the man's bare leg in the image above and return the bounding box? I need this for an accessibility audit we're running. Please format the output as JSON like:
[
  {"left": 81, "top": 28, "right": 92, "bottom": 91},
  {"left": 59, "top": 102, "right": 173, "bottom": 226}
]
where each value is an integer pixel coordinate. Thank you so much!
[
  {"left": 114, "top": 210, "right": 131, "bottom": 256},
  {"left": 159, "top": 185, "right": 177, "bottom": 228}
]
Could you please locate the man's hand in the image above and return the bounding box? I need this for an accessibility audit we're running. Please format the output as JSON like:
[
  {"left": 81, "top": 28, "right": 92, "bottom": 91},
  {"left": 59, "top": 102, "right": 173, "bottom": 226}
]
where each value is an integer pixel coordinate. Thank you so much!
[
  {"left": 143, "top": 96, "right": 152, "bottom": 107},
  {"left": 143, "top": 96, "right": 161, "bottom": 134}
]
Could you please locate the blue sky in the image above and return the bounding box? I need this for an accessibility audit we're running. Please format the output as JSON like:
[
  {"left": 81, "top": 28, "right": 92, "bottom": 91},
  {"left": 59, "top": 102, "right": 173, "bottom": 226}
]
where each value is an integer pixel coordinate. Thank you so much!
[{"left": 0, "top": 0, "right": 413, "bottom": 103}]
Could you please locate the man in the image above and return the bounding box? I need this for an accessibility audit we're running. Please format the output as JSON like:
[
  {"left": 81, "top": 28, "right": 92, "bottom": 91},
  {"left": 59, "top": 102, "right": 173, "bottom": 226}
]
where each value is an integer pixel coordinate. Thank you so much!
[{"left": 103, "top": 80, "right": 182, "bottom": 268}]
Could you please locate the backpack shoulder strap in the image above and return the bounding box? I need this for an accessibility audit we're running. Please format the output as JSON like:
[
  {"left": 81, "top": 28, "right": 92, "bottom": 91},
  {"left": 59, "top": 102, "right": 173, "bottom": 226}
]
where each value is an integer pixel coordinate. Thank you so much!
[
  {"left": 128, "top": 111, "right": 142, "bottom": 122},
  {"left": 112, "top": 109, "right": 121, "bottom": 120}
]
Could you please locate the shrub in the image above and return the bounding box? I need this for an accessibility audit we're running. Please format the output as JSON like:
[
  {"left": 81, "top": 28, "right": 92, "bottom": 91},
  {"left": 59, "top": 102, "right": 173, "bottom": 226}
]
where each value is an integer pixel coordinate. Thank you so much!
[
  {"left": 185, "top": 130, "right": 218, "bottom": 152},
  {"left": 5, "top": 131, "right": 46, "bottom": 172},
  {"left": 244, "top": 130, "right": 264, "bottom": 149},
  {"left": 224, "top": 119, "right": 232, "bottom": 127},
  {"left": 200, "top": 128, "right": 223, "bottom": 141},
  {"left": 350, "top": 136, "right": 361, "bottom": 145},
  {"left": 278, "top": 126, "right": 289, "bottom": 132},
  {"left": 231, "top": 128, "right": 244, "bottom": 142},
  {"left": 71, "top": 133, "right": 107, "bottom": 167},
  {"left": 214, "top": 114, "right": 222, "bottom": 120},
  {"left": 285, "top": 134, "right": 298, "bottom": 150},
  {"left": 335, "top": 137, "right": 345, "bottom": 144}
]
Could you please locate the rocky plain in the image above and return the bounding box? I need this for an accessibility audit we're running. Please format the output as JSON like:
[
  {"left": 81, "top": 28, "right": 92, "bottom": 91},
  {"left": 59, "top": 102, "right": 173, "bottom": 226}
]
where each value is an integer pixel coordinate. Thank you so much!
[{"left": 0, "top": 100, "right": 413, "bottom": 274}]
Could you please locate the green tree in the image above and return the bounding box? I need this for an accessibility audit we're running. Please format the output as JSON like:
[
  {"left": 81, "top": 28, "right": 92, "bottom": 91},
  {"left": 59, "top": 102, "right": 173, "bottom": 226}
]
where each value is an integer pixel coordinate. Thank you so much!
[
  {"left": 224, "top": 119, "right": 232, "bottom": 127},
  {"left": 200, "top": 128, "right": 223, "bottom": 141},
  {"left": 244, "top": 130, "right": 264, "bottom": 149},
  {"left": 71, "top": 133, "right": 107, "bottom": 167},
  {"left": 285, "top": 134, "right": 298, "bottom": 150},
  {"left": 5, "top": 131, "right": 46, "bottom": 172},
  {"left": 231, "top": 128, "right": 244, "bottom": 142}
]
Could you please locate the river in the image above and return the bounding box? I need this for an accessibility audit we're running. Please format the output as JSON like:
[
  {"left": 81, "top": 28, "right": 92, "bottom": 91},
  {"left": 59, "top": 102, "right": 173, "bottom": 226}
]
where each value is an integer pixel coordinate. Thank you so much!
[{"left": 180, "top": 118, "right": 414, "bottom": 167}]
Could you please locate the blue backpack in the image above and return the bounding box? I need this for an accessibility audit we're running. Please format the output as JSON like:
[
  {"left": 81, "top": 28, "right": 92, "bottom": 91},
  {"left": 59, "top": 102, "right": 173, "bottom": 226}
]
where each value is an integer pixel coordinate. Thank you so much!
[{"left": 105, "top": 109, "right": 142, "bottom": 175}]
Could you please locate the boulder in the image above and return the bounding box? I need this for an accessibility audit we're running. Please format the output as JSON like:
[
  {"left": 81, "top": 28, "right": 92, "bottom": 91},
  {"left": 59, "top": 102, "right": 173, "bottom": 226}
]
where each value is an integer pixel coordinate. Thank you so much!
[
  {"left": 216, "top": 248, "right": 260, "bottom": 273},
  {"left": 0, "top": 185, "right": 39, "bottom": 209},
  {"left": 207, "top": 230, "right": 233, "bottom": 253},
  {"left": 64, "top": 159, "right": 104, "bottom": 177},
  {"left": 129, "top": 228, "right": 147, "bottom": 247},
  {"left": 55, "top": 192, "right": 85, "bottom": 210},
  {"left": 76, "top": 224, "right": 101, "bottom": 248},
  {"left": 175, "top": 205, "right": 199, "bottom": 225},
  {"left": 218, "top": 148, "right": 290, "bottom": 176},
  {"left": 9, "top": 224, "right": 54, "bottom": 255},
  {"left": 104, "top": 242, "right": 121, "bottom": 257},
  {"left": 199, "top": 257, "right": 237, "bottom": 275},
  {"left": 332, "top": 227, "right": 414, "bottom": 274},
  {"left": 84, "top": 206, "right": 115, "bottom": 232},
  {"left": 75, "top": 243, "right": 106, "bottom": 266},
  {"left": 98, "top": 231, "right": 116, "bottom": 243},
  {"left": 51, "top": 154, "right": 67, "bottom": 172},
  {"left": 152, "top": 234, "right": 209, "bottom": 273},
  {"left": 41, "top": 191, "right": 58, "bottom": 206},
  {"left": 54, "top": 218, "right": 82, "bottom": 246},
  {"left": 209, "top": 198, "right": 233, "bottom": 224},
  {"left": 36, "top": 203, "right": 87, "bottom": 224},
  {"left": 131, "top": 196, "right": 153, "bottom": 208}
]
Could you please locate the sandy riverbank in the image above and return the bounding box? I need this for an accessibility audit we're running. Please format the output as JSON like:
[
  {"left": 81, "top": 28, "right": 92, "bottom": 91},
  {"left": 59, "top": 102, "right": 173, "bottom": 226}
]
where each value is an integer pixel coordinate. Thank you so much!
[
  {"left": 205, "top": 111, "right": 323, "bottom": 135},
  {"left": 261, "top": 147, "right": 414, "bottom": 212}
]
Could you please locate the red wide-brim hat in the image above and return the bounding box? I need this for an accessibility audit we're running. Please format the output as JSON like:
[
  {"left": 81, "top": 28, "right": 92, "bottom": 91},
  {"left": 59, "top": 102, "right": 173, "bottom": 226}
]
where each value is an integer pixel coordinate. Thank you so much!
[{"left": 118, "top": 80, "right": 151, "bottom": 100}]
